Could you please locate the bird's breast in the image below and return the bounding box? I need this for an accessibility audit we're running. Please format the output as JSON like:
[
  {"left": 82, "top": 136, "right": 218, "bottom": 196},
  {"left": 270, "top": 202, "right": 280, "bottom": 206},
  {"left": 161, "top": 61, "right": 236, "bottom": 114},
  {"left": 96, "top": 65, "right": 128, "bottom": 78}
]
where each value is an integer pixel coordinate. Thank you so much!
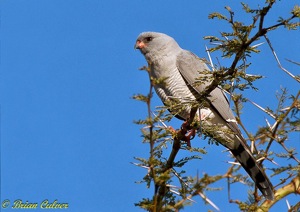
[{"left": 150, "top": 63, "right": 197, "bottom": 120}]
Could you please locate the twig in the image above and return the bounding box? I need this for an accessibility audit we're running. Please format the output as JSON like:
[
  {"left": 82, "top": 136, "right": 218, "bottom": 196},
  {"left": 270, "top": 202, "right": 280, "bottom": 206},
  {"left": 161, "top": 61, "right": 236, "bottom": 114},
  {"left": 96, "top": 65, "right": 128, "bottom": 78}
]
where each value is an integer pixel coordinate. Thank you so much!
[
  {"left": 172, "top": 170, "right": 220, "bottom": 211},
  {"left": 279, "top": 141, "right": 300, "bottom": 164},
  {"left": 247, "top": 99, "right": 276, "bottom": 119},
  {"left": 222, "top": 89, "right": 277, "bottom": 119},
  {"left": 264, "top": 34, "right": 300, "bottom": 83},
  {"left": 156, "top": 107, "right": 198, "bottom": 210},
  {"left": 285, "top": 58, "right": 300, "bottom": 66},
  {"left": 264, "top": 91, "right": 300, "bottom": 156}
]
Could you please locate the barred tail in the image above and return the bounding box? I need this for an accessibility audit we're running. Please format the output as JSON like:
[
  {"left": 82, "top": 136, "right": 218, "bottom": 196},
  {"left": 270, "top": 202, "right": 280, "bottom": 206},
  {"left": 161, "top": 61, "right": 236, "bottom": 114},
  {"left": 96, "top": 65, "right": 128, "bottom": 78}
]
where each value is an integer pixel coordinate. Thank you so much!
[{"left": 230, "top": 141, "right": 274, "bottom": 200}]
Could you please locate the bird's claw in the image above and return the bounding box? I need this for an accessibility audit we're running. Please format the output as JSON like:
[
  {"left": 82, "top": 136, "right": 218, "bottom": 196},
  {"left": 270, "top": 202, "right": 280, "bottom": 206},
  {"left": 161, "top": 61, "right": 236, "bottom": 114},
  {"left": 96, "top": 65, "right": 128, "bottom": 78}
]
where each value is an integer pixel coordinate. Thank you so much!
[
  {"left": 168, "top": 122, "right": 196, "bottom": 147},
  {"left": 183, "top": 129, "right": 196, "bottom": 147},
  {"left": 181, "top": 121, "right": 196, "bottom": 147}
]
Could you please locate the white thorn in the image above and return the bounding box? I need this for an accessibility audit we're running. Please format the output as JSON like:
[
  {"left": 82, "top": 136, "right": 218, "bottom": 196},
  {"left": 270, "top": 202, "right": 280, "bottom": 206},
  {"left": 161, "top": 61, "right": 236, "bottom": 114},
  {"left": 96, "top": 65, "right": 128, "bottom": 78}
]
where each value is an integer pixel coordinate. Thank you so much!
[
  {"left": 131, "top": 162, "right": 149, "bottom": 169},
  {"left": 247, "top": 99, "right": 276, "bottom": 119},
  {"left": 151, "top": 111, "right": 168, "bottom": 128},
  {"left": 198, "top": 192, "right": 220, "bottom": 211},
  {"left": 286, "top": 199, "right": 291, "bottom": 209},
  {"left": 166, "top": 184, "right": 179, "bottom": 188},
  {"left": 205, "top": 45, "right": 216, "bottom": 72},
  {"left": 264, "top": 118, "right": 272, "bottom": 130},
  {"left": 227, "top": 161, "right": 240, "bottom": 165},
  {"left": 270, "top": 159, "right": 280, "bottom": 166},
  {"left": 264, "top": 35, "right": 300, "bottom": 83},
  {"left": 170, "top": 189, "right": 180, "bottom": 196},
  {"left": 251, "top": 42, "right": 264, "bottom": 48}
]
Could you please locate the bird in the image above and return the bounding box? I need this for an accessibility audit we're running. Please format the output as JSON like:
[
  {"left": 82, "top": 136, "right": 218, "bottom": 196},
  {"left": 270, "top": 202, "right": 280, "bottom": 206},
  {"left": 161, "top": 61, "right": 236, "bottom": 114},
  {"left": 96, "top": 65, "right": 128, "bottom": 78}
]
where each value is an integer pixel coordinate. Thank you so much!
[{"left": 134, "top": 31, "right": 274, "bottom": 200}]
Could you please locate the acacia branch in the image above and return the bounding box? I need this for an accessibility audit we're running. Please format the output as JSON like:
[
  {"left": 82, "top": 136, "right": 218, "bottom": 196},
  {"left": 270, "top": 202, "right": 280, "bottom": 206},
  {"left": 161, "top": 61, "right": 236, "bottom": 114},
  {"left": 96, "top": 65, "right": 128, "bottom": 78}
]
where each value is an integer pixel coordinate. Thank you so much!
[
  {"left": 203, "top": 2, "right": 298, "bottom": 97},
  {"left": 264, "top": 35, "right": 300, "bottom": 83},
  {"left": 135, "top": 2, "right": 300, "bottom": 211},
  {"left": 155, "top": 108, "right": 198, "bottom": 210},
  {"left": 264, "top": 90, "right": 300, "bottom": 156},
  {"left": 257, "top": 174, "right": 300, "bottom": 212}
]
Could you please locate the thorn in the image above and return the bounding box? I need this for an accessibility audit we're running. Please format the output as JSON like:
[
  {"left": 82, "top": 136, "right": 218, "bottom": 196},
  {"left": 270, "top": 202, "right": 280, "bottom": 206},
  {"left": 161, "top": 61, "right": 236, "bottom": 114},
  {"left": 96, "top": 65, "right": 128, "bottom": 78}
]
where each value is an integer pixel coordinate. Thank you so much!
[
  {"left": 227, "top": 161, "right": 240, "bottom": 165},
  {"left": 256, "top": 157, "right": 265, "bottom": 162},
  {"left": 251, "top": 42, "right": 265, "bottom": 48},
  {"left": 210, "top": 42, "right": 222, "bottom": 46},
  {"left": 151, "top": 111, "right": 168, "bottom": 128},
  {"left": 286, "top": 199, "right": 291, "bottom": 210},
  {"left": 166, "top": 184, "right": 178, "bottom": 188},
  {"left": 266, "top": 158, "right": 280, "bottom": 166},
  {"left": 205, "top": 45, "right": 215, "bottom": 72},
  {"left": 245, "top": 73, "right": 264, "bottom": 78},
  {"left": 198, "top": 192, "right": 220, "bottom": 211},
  {"left": 280, "top": 106, "right": 291, "bottom": 111},
  {"left": 247, "top": 99, "right": 276, "bottom": 119},
  {"left": 170, "top": 189, "right": 180, "bottom": 195},
  {"left": 131, "top": 162, "right": 149, "bottom": 169},
  {"left": 264, "top": 35, "right": 300, "bottom": 83},
  {"left": 264, "top": 118, "right": 272, "bottom": 130},
  {"left": 271, "top": 121, "right": 278, "bottom": 131},
  {"left": 186, "top": 197, "right": 197, "bottom": 203}
]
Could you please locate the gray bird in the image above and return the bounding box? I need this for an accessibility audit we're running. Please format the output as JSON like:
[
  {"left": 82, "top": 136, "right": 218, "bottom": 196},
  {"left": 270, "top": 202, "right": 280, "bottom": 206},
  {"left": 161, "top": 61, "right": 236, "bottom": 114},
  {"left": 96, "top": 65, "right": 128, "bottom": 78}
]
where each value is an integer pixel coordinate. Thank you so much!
[{"left": 135, "top": 32, "right": 274, "bottom": 200}]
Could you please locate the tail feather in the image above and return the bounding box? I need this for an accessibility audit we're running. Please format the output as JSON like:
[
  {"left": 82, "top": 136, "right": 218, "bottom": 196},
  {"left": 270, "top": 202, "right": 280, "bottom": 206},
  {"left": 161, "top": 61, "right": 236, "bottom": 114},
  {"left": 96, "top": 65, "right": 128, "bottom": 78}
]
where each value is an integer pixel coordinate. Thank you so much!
[{"left": 230, "top": 141, "right": 274, "bottom": 200}]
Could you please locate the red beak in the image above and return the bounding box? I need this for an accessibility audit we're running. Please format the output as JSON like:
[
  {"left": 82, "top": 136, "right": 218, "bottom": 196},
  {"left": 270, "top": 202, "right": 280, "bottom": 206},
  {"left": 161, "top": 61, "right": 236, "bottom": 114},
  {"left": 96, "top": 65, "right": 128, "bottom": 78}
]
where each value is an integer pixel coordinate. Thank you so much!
[{"left": 134, "top": 40, "right": 146, "bottom": 49}]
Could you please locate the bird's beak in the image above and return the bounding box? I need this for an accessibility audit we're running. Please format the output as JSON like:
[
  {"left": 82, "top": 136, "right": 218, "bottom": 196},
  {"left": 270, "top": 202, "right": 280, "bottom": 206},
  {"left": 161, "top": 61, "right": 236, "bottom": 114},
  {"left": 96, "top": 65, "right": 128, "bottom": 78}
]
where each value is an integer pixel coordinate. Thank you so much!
[{"left": 134, "top": 40, "right": 146, "bottom": 49}]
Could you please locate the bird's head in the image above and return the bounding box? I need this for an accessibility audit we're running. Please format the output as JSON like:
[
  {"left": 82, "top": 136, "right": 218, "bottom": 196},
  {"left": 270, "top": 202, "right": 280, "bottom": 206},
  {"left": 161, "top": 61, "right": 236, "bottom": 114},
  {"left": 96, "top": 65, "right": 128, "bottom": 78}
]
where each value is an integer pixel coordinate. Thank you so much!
[{"left": 134, "top": 32, "right": 180, "bottom": 56}]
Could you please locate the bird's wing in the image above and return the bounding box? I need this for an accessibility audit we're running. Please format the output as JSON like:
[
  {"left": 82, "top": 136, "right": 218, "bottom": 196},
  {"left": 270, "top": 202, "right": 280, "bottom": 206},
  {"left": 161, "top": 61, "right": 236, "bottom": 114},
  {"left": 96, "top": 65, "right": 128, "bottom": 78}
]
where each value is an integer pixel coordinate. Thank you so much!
[
  {"left": 176, "top": 50, "right": 274, "bottom": 200},
  {"left": 176, "top": 50, "right": 241, "bottom": 135}
]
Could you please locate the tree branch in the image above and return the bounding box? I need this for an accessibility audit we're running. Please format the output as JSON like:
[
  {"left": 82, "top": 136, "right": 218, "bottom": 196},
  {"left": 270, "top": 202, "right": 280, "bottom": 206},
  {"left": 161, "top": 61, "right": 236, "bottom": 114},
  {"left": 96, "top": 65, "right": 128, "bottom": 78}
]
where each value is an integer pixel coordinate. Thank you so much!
[
  {"left": 257, "top": 174, "right": 300, "bottom": 212},
  {"left": 155, "top": 108, "right": 198, "bottom": 210},
  {"left": 264, "top": 35, "right": 300, "bottom": 83}
]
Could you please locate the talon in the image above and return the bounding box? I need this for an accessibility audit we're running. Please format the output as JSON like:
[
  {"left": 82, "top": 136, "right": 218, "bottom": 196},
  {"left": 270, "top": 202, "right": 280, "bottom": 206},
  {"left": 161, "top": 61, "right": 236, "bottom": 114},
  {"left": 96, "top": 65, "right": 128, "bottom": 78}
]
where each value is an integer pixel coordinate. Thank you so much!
[
  {"left": 184, "top": 129, "right": 196, "bottom": 147},
  {"left": 179, "top": 121, "right": 197, "bottom": 147},
  {"left": 180, "top": 121, "right": 188, "bottom": 131}
]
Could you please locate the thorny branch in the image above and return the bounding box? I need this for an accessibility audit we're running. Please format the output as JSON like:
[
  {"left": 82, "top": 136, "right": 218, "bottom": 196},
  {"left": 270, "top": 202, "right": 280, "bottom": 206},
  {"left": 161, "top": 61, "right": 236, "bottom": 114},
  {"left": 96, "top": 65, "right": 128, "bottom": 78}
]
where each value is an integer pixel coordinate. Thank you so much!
[
  {"left": 134, "top": 2, "right": 300, "bottom": 211},
  {"left": 155, "top": 108, "right": 198, "bottom": 210},
  {"left": 257, "top": 174, "right": 300, "bottom": 212},
  {"left": 264, "top": 91, "right": 300, "bottom": 162},
  {"left": 203, "top": 1, "right": 299, "bottom": 97},
  {"left": 264, "top": 35, "right": 300, "bottom": 83}
]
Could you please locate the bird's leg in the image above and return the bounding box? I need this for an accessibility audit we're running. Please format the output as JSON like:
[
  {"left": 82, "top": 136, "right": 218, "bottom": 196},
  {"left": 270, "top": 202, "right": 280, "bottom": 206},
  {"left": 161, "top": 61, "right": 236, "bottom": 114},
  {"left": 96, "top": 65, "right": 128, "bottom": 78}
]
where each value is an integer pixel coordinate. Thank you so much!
[
  {"left": 167, "top": 122, "right": 196, "bottom": 148},
  {"left": 184, "top": 130, "right": 196, "bottom": 147},
  {"left": 180, "top": 121, "right": 196, "bottom": 147},
  {"left": 168, "top": 107, "right": 198, "bottom": 147}
]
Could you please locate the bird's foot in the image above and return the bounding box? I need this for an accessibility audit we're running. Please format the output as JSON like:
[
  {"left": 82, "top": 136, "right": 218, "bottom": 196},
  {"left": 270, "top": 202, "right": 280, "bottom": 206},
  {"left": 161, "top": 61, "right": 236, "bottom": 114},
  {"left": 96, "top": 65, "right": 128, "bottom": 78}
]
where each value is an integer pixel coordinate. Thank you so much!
[
  {"left": 167, "top": 122, "right": 196, "bottom": 147},
  {"left": 183, "top": 129, "right": 196, "bottom": 147},
  {"left": 181, "top": 121, "right": 196, "bottom": 147}
]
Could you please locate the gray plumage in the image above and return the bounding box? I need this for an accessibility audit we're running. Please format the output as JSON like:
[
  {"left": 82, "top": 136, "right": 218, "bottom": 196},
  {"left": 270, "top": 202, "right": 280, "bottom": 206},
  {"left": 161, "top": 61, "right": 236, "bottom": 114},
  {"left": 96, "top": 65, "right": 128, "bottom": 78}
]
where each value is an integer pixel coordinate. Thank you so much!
[{"left": 135, "top": 32, "right": 274, "bottom": 200}]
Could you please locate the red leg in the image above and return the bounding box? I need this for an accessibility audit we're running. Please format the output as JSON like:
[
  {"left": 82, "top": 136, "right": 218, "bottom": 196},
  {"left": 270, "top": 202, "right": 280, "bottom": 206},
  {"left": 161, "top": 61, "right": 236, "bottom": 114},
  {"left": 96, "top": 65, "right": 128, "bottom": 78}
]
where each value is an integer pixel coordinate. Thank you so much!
[
  {"left": 168, "top": 121, "right": 196, "bottom": 147},
  {"left": 181, "top": 121, "right": 196, "bottom": 147},
  {"left": 183, "top": 129, "right": 196, "bottom": 147}
]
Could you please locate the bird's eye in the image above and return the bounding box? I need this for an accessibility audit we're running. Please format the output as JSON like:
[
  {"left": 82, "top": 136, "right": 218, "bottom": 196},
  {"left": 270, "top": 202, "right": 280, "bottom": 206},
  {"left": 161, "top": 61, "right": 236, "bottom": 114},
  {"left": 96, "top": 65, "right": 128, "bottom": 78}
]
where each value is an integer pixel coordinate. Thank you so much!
[{"left": 145, "top": 37, "right": 153, "bottom": 42}]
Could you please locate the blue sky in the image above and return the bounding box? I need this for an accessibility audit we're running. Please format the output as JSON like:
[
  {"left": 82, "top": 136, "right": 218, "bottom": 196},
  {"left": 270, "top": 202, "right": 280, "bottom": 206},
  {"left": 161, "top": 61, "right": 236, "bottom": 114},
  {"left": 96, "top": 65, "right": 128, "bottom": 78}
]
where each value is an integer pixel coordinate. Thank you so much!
[{"left": 1, "top": 0, "right": 299, "bottom": 211}]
